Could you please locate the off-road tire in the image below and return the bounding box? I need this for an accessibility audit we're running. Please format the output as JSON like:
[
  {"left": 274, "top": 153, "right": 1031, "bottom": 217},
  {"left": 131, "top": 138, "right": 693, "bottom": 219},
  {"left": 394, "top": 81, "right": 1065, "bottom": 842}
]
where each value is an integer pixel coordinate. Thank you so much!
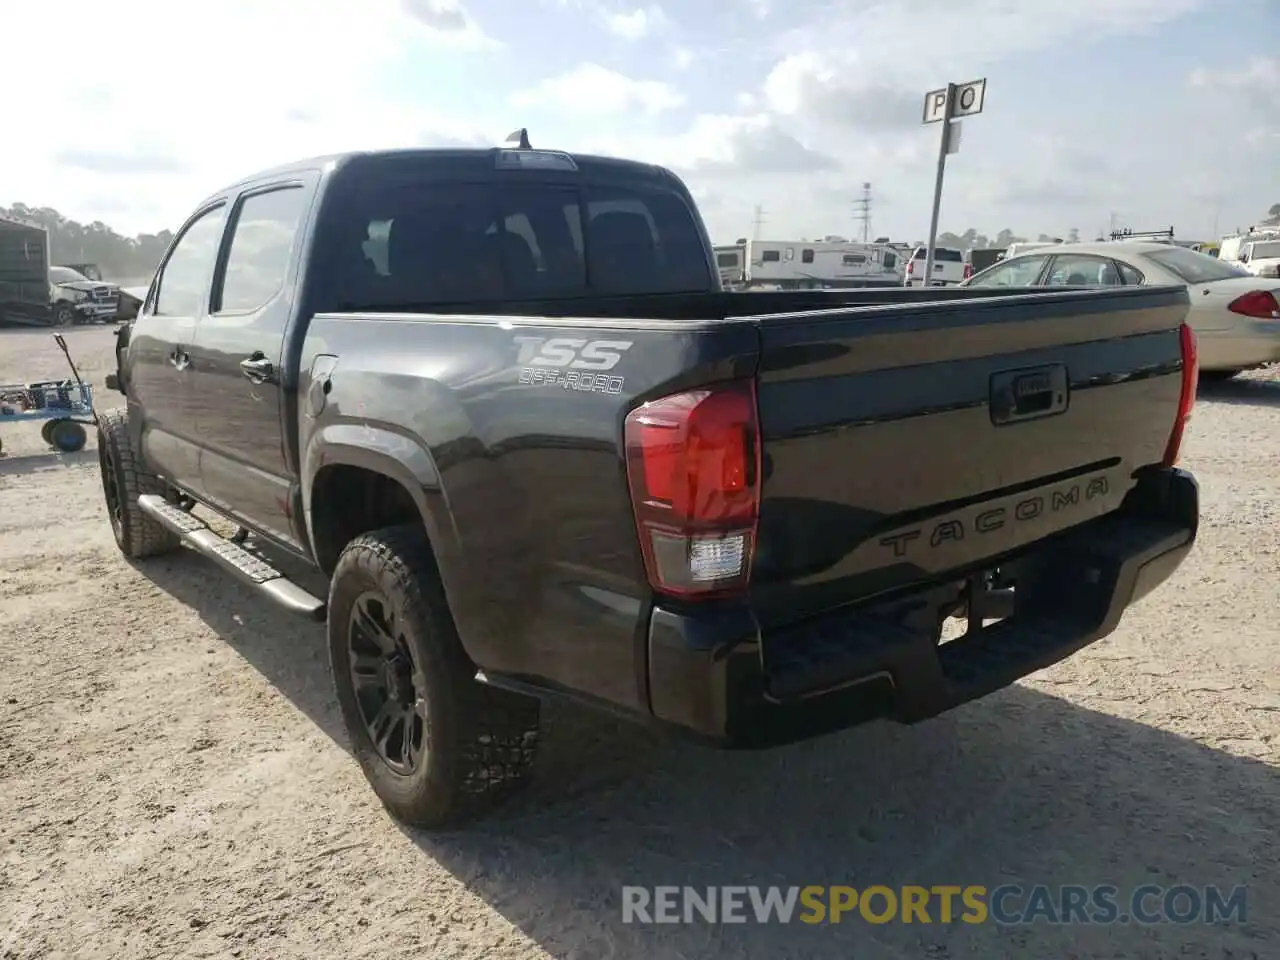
[
  {"left": 97, "top": 408, "right": 180, "bottom": 559},
  {"left": 328, "top": 524, "right": 541, "bottom": 828}
]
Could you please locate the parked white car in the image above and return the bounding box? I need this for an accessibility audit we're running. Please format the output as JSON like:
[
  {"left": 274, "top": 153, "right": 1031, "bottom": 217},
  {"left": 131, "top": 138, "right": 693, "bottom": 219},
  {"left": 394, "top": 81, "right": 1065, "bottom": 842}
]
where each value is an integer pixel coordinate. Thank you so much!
[{"left": 961, "top": 241, "right": 1280, "bottom": 379}]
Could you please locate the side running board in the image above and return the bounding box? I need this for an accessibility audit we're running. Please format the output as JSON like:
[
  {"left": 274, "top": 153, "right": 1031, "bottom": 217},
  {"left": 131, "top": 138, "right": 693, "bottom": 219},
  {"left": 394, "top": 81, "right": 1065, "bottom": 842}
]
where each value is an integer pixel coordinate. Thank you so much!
[{"left": 137, "top": 494, "right": 326, "bottom": 621}]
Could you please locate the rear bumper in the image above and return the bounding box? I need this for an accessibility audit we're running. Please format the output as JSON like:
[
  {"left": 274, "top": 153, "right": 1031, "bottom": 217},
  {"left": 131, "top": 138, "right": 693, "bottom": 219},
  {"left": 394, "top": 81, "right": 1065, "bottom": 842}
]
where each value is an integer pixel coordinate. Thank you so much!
[
  {"left": 1199, "top": 323, "right": 1280, "bottom": 371},
  {"left": 646, "top": 467, "right": 1199, "bottom": 748}
]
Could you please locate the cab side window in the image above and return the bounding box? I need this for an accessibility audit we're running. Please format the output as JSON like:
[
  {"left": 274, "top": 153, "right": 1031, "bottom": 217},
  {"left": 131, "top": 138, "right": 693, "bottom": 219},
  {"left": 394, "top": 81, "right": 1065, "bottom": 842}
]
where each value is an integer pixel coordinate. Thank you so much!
[
  {"left": 153, "top": 205, "right": 227, "bottom": 317},
  {"left": 215, "top": 187, "right": 307, "bottom": 313}
]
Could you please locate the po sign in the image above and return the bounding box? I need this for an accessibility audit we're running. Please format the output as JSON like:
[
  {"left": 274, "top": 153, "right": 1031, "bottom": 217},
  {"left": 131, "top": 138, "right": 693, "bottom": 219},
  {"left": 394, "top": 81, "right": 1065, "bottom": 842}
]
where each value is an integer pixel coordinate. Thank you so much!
[{"left": 922, "top": 78, "right": 987, "bottom": 124}]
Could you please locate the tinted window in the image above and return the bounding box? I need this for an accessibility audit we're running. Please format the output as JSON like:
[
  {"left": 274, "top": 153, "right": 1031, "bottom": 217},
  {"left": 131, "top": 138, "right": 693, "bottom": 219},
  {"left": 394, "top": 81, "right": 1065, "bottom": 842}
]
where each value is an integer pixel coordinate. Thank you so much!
[
  {"left": 842, "top": 254, "right": 866, "bottom": 265},
  {"left": 717, "top": 252, "right": 739, "bottom": 267},
  {"left": 761, "top": 250, "right": 780, "bottom": 262},
  {"left": 966, "top": 255, "right": 1049, "bottom": 288},
  {"left": 154, "top": 206, "right": 226, "bottom": 316},
  {"left": 883, "top": 252, "right": 897, "bottom": 269},
  {"left": 1044, "top": 255, "right": 1124, "bottom": 287},
  {"left": 801, "top": 248, "right": 814, "bottom": 263},
  {"left": 912, "top": 247, "right": 962, "bottom": 262},
  {"left": 217, "top": 188, "right": 306, "bottom": 313},
  {"left": 1146, "top": 247, "right": 1251, "bottom": 284},
  {"left": 1117, "top": 261, "right": 1145, "bottom": 285},
  {"left": 321, "top": 178, "right": 711, "bottom": 309}
]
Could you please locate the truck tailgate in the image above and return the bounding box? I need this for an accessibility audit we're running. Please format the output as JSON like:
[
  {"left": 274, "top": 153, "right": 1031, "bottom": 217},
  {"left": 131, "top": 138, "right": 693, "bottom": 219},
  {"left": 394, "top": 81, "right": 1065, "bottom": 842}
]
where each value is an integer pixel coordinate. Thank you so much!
[{"left": 746, "top": 286, "right": 1190, "bottom": 625}]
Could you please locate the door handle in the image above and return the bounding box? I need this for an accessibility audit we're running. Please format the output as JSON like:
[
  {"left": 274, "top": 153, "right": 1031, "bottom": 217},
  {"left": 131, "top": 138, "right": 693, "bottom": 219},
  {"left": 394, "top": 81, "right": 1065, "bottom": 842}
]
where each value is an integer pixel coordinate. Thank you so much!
[{"left": 240, "top": 352, "right": 274, "bottom": 383}]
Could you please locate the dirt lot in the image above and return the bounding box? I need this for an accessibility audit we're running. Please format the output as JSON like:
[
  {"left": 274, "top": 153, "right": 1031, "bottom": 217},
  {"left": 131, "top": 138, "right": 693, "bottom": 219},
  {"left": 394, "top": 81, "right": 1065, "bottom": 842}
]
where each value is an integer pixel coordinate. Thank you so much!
[{"left": 1, "top": 326, "right": 1276, "bottom": 960}]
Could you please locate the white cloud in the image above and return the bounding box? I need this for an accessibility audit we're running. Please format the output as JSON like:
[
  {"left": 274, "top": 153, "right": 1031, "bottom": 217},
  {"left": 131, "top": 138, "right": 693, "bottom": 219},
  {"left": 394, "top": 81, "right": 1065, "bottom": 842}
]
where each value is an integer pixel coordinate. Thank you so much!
[
  {"left": 0, "top": 0, "right": 502, "bottom": 233},
  {"left": 604, "top": 5, "right": 668, "bottom": 40},
  {"left": 1189, "top": 57, "right": 1278, "bottom": 146},
  {"left": 511, "top": 63, "right": 684, "bottom": 117},
  {"left": 3, "top": 0, "right": 1274, "bottom": 250}
]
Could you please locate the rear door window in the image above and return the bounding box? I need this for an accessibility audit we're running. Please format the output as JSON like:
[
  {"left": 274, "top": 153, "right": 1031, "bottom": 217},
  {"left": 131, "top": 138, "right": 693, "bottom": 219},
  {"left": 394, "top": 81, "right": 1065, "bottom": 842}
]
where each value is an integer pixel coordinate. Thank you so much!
[
  {"left": 966, "top": 254, "right": 1050, "bottom": 288},
  {"left": 1043, "top": 254, "right": 1124, "bottom": 287},
  {"left": 325, "top": 178, "right": 710, "bottom": 309}
]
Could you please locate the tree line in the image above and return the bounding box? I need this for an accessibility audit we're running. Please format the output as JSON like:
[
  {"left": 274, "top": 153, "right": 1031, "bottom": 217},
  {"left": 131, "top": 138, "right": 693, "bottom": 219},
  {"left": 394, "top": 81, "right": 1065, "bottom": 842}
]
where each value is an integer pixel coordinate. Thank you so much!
[{"left": 1, "top": 203, "right": 174, "bottom": 285}]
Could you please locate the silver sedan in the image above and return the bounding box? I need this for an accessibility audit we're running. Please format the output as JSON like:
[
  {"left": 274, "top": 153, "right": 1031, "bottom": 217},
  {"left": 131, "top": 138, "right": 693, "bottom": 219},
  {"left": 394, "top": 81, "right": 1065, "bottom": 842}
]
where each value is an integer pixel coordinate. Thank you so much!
[{"left": 961, "top": 241, "right": 1280, "bottom": 378}]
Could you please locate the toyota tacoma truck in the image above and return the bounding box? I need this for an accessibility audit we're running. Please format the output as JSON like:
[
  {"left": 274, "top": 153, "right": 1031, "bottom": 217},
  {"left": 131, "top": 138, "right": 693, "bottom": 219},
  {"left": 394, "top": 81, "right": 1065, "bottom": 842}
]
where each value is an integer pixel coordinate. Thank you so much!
[{"left": 99, "top": 145, "right": 1201, "bottom": 828}]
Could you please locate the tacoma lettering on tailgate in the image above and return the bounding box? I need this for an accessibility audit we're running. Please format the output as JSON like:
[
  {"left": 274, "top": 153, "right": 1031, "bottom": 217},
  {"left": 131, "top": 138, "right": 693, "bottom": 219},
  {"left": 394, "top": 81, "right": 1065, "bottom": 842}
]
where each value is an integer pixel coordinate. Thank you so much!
[{"left": 879, "top": 475, "right": 1112, "bottom": 558}]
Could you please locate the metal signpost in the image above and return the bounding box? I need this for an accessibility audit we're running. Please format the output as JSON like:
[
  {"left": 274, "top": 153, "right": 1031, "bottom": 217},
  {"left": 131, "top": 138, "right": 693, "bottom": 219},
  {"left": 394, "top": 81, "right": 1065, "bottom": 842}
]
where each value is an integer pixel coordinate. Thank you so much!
[{"left": 920, "top": 78, "right": 987, "bottom": 286}]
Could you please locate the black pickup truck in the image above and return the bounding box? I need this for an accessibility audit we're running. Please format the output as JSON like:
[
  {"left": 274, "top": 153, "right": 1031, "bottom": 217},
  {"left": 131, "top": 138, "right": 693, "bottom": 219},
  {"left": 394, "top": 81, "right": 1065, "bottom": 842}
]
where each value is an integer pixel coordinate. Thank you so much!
[{"left": 100, "top": 145, "right": 1201, "bottom": 827}]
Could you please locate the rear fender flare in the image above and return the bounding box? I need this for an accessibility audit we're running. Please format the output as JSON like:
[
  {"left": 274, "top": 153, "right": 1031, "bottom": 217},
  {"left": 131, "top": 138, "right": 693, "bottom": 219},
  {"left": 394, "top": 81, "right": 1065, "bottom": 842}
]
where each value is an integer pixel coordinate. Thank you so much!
[{"left": 303, "top": 424, "right": 467, "bottom": 609}]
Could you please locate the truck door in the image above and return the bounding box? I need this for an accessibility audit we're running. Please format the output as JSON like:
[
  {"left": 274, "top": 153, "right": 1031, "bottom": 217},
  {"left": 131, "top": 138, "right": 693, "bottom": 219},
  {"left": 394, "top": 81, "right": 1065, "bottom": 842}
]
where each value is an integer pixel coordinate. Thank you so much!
[
  {"left": 126, "top": 201, "right": 228, "bottom": 494},
  {"left": 188, "top": 180, "right": 312, "bottom": 549}
]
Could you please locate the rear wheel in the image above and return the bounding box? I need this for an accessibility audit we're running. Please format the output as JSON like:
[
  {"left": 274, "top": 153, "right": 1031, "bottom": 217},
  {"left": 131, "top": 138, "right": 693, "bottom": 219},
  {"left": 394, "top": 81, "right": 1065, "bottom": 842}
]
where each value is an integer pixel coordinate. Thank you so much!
[
  {"left": 328, "top": 525, "right": 540, "bottom": 828},
  {"left": 97, "top": 409, "right": 180, "bottom": 559}
]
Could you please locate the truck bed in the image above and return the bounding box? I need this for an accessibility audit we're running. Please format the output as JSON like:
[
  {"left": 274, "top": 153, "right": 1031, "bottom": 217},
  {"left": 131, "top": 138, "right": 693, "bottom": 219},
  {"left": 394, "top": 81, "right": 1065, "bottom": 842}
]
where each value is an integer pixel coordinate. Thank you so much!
[{"left": 298, "top": 283, "right": 1194, "bottom": 738}]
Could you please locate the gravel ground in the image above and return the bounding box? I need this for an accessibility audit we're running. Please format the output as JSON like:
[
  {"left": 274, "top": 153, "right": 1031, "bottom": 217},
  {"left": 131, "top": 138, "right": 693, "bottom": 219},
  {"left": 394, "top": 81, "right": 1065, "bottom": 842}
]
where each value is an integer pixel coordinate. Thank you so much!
[{"left": 1, "top": 326, "right": 1276, "bottom": 960}]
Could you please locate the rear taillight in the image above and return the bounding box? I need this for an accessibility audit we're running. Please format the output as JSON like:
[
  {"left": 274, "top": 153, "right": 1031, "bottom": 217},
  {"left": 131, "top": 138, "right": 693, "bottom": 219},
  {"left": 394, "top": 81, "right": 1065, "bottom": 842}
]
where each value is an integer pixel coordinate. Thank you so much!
[
  {"left": 1227, "top": 290, "right": 1280, "bottom": 319},
  {"left": 1162, "top": 322, "right": 1198, "bottom": 468},
  {"left": 624, "top": 379, "right": 761, "bottom": 598},
  {"left": 963, "top": 263, "right": 974, "bottom": 280},
  {"left": 907, "top": 261, "right": 917, "bottom": 275}
]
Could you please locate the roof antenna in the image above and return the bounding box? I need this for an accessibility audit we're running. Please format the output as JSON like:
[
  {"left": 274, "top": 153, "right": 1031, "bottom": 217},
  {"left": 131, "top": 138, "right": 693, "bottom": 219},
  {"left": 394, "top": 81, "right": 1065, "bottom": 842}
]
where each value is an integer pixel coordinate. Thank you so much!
[{"left": 505, "top": 127, "right": 532, "bottom": 149}]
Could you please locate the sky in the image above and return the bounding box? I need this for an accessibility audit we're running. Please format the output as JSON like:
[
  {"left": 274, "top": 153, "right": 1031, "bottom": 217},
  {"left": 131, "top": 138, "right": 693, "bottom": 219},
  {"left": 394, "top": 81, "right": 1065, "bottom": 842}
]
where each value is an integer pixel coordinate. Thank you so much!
[{"left": 4, "top": 0, "right": 1276, "bottom": 245}]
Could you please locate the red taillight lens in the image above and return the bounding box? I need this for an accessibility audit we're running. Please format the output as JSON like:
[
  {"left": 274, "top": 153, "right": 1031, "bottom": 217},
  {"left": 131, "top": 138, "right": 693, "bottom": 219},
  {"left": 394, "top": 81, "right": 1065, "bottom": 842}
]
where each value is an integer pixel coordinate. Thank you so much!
[
  {"left": 1162, "top": 322, "right": 1198, "bottom": 467},
  {"left": 1227, "top": 290, "right": 1280, "bottom": 319},
  {"left": 624, "top": 379, "right": 761, "bottom": 597},
  {"left": 963, "top": 263, "right": 974, "bottom": 279}
]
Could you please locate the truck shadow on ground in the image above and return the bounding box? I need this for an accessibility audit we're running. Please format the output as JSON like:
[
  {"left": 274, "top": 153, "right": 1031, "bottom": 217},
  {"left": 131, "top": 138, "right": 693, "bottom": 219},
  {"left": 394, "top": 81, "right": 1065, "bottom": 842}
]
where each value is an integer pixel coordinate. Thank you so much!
[
  {"left": 1197, "top": 375, "right": 1280, "bottom": 408},
  {"left": 140, "top": 548, "right": 1278, "bottom": 960},
  {"left": 0, "top": 447, "right": 96, "bottom": 475}
]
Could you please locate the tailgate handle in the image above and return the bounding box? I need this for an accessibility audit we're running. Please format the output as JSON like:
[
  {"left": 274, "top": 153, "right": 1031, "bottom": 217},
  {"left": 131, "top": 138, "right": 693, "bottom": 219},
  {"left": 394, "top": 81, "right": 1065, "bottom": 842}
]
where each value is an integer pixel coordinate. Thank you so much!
[{"left": 990, "top": 365, "right": 1068, "bottom": 425}]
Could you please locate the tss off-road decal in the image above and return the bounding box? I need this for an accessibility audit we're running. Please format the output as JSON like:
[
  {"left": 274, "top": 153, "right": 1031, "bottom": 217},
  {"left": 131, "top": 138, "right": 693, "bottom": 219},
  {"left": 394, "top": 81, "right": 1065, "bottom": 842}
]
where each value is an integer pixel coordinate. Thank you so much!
[{"left": 514, "top": 336, "right": 633, "bottom": 394}]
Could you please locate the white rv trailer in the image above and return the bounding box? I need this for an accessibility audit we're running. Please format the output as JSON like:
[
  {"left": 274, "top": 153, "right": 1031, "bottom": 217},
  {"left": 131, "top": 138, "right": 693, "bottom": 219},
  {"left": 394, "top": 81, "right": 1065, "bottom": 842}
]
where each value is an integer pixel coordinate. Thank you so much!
[
  {"left": 713, "top": 243, "right": 747, "bottom": 287},
  {"left": 742, "top": 238, "right": 903, "bottom": 289}
]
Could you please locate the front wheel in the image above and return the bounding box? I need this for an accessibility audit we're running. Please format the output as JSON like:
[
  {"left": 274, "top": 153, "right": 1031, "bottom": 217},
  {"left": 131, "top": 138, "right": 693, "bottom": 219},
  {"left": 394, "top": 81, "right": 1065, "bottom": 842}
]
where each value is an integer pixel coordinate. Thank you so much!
[
  {"left": 328, "top": 525, "right": 540, "bottom": 828},
  {"left": 97, "top": 409, "right": 180, "bottom": 559},
  {"left": 52, "top": 303, "right": 75, "bottom": 327}
]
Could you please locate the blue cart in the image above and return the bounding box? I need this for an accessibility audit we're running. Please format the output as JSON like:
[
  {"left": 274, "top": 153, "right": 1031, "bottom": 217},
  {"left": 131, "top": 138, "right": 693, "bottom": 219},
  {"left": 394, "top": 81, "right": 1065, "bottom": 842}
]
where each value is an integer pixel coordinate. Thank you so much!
[{"left": 0, "top": 334, "right": 99, "bottom": 456}]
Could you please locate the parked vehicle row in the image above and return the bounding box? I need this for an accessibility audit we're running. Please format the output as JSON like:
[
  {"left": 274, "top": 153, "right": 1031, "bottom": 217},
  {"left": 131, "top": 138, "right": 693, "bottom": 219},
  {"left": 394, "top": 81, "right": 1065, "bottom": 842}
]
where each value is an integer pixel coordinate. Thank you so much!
[{"left": 1, "top": 214, "right": 125, "bottom": 327}]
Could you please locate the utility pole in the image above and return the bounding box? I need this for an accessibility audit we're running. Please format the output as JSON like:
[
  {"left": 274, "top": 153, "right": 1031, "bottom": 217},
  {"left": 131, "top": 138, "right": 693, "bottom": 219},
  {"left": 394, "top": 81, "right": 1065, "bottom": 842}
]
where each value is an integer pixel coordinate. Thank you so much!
[
  {"left": 852, "top": 183, "right": 872, "bottom": 243},
  {"left": 919, "top": 78, "right": 986, "bottom": 287},
  {"left": 752, "top": 204, "right": 766, "bottom": 242}
]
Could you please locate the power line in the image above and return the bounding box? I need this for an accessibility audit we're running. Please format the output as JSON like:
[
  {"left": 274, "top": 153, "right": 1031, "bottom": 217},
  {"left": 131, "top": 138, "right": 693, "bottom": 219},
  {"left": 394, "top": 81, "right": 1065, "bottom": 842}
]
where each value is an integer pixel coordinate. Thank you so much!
[{"left": 852, "top": 183, "right": 872, "bottom": 243}]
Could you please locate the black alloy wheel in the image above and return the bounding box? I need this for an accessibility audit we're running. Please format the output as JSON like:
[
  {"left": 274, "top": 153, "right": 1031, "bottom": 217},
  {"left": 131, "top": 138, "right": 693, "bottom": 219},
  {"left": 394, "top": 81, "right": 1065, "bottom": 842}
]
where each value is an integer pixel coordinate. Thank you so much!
[
  {"left": 348, "top": 591, "right": 428, "bottom": 776},
  {"left": 99, "top": 443, "right": 125, "bottom": 542}
]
